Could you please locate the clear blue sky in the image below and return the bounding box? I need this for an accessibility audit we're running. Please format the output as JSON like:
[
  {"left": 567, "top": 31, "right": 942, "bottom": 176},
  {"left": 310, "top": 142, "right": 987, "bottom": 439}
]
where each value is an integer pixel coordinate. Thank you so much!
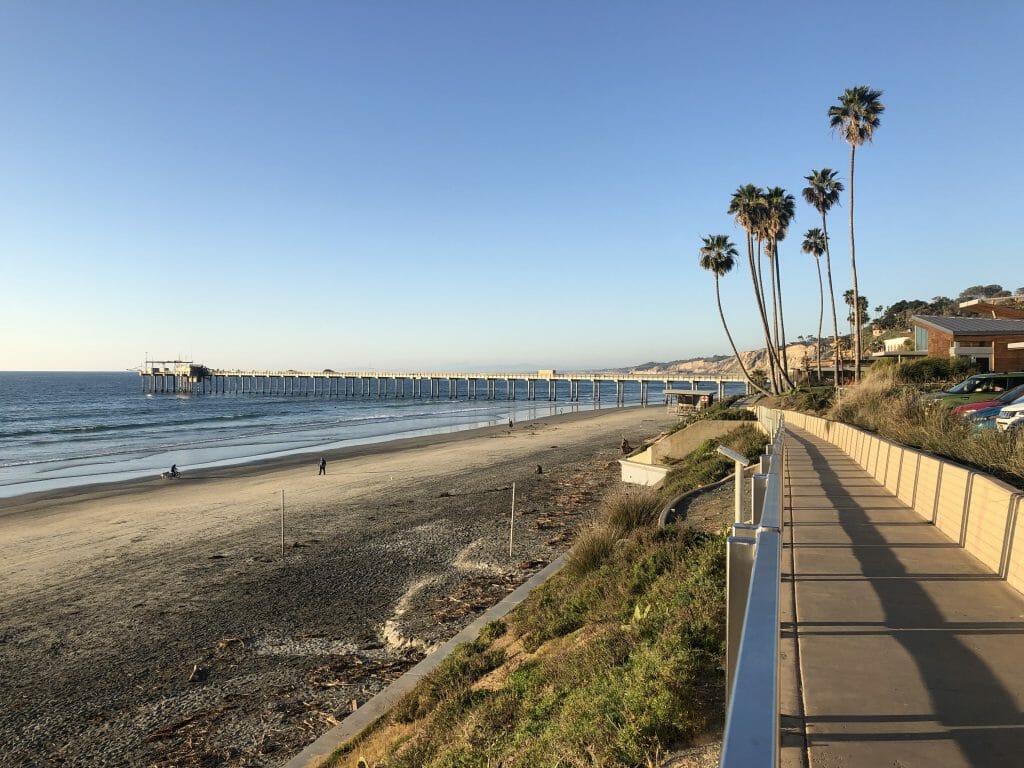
[{"left": 2, "top": 1, "right": 1021, "bottom": 371}]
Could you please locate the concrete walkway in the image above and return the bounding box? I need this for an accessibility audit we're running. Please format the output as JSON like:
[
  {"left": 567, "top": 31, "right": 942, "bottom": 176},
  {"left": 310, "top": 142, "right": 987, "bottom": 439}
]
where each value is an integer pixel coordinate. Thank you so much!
[{"left": 781, "top": 426, "right": 1024, "bottom": 768}]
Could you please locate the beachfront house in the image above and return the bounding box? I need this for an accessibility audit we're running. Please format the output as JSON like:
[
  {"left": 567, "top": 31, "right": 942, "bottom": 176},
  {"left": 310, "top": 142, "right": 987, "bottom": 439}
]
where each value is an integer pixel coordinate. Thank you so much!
[{"left": 909, "top": 315, "right": 1024, "bottom": 372}]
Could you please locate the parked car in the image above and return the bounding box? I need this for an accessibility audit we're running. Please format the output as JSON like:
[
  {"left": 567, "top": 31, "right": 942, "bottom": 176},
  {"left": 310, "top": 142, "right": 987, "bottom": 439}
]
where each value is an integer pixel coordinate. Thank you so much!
[
  {"left": 952, "top": 382, "right": 1024, "bottom": 416},
  {"left": 996, "top": 399, "right": 1024, "bottom": 432},
  {"left": 926, "top": 372, "right": 1024, "bottom": 408},
  {"left": 970, "top": 397, "right": 1024, "bottom": 430},
  {"left": 968, "top": 410, "right": 1001, "bottom": 430}
]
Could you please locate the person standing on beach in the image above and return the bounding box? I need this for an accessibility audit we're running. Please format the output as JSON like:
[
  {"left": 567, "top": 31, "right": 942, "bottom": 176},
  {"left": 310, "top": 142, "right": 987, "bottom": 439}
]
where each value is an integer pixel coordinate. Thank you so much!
[
  {"left": 508, "top": 418, "right": 513, "bottom": 429},
  {"left": 318, "top": 457, "right": 326, "bottom": 476}
]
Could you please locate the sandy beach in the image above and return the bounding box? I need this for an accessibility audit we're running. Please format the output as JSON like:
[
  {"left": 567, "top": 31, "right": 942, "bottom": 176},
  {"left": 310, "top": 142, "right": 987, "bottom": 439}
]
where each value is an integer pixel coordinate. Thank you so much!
[{"left": 0, "top": 405, "right": 677, "bottom": 767}]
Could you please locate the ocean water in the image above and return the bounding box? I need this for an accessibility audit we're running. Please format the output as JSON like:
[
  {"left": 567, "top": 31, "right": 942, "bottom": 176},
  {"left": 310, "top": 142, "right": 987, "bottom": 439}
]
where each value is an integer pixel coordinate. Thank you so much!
[{"left": 0, "top": 372, "right": 741, "bottom": 499}]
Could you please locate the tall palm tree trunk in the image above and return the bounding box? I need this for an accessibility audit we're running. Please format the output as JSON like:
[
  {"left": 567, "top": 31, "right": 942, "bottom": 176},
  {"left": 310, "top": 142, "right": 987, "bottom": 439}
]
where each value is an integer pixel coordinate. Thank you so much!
[
  {"left": 815, "top": 257, "right": 824, "bottom": 382},
  {"left": 755, "top": 237, "right": 782, "bottom": 391},
  {"left": 746, "top": 233, "right": 781, "bottom": 394},
  {"left": 768, "top": 251, "right": 780, "bottom": 352},
  {"left": 849, "top": 145, "right": 862, "bottom": 382},
  {"left": 755, "top": 237, "right": 766, "bottom": 307},
  {"left": 768, "top": 249, "right": 784, "bottom": 387},
  {"left": 773, "top": 245, "right": 794, "bottom": 389},
  {"left": 821, "top": 214, "right": 842, "bottom": 388},
  {"left": 714, "top": 275, "right": 769, "bottom": 396}
]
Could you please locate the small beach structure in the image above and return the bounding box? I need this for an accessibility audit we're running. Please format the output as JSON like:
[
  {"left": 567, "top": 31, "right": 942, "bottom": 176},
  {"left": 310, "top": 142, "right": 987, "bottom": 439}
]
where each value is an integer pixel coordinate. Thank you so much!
[{"left": 664, "top": 388, "right": 716, "bottom": 414}]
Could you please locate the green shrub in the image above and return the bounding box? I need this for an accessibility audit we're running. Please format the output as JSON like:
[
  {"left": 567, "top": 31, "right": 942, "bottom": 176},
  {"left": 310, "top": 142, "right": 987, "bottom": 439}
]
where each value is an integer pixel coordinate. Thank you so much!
[
  {"left": 696, "top": 396, "right": 756, "bottom": 421},
  {"left": 896, "top": 356, "right": 978, "bottom": 384},
  {"left": 514, "top": 576, "right": 604, "bottom": 652},
  {"left": 599, "top": 487, "right": 663, "bottom": 535},
  {"left": 777, "top": 387, "right": 833, "bottom": 414},
  {"left": 565, "top": 524, "right": 619, "bottom": 578},
  {"left": 478, "top": 620, "right": 507, "bottom": 645},
  {"left": 504, "top": 529, "right": 725, "bottom": 765},
  {"left": 665, "top": 397, "right": 755, "bottom": 436},
  {"left": 392, "top": 638, "right": 507, "bottom": 723}
]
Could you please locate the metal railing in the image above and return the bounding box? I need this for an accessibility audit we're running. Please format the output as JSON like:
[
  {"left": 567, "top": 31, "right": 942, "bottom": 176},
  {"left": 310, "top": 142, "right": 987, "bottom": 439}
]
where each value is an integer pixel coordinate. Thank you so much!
[{"left": 720, "top": 409, "right": 785, "bottom": 767}]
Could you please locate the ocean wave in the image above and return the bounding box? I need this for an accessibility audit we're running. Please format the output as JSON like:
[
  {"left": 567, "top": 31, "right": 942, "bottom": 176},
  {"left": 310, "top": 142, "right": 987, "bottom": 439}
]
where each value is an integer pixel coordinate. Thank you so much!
[
  {"left": 0, "top": 412, "right": 267, "bottom": 440},
  {"left": 0, "top": 406, "right": 502, "bottom": 469}
]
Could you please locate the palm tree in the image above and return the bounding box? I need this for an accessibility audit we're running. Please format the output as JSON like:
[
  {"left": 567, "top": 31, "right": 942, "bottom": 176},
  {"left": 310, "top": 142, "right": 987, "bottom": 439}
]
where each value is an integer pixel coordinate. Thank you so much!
[
  {"left": 844, "top": 289, "right": 869, "bottom": 340},
  {"left": 803, "top": 168, "right": 844, "bottom": 387},
  {"left": 764, "top": 187, "right": 796, "bottom": 387},
  {"left": 698, "top": 234, "right": 768, "bottom": 395},
  {"left": 829, "top": 85, "right": 885, "bottom": 382},
  {"left": 728, "top": 185, "right": 783, "bottom": 393},
  {"left": 802, "top": 228, "right": 828, "bottom": 382}
]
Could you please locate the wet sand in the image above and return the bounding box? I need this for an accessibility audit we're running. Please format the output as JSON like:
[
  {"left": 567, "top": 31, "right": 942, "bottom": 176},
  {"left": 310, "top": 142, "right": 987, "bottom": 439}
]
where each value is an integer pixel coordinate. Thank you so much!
[{"left": 0, "top": 406, "right": 676, "bottom": 767}]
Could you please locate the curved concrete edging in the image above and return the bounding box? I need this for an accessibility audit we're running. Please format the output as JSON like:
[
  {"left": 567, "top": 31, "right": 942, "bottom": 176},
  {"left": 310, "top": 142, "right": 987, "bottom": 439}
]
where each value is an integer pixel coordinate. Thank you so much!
[
  {"left": 657, "top": 473, "right": 736, "bottom": 528},
  {"left": 281, "top": 554, "right": 568, "bottom": 768},
  {"left": 656, "top": 465, "right": 757, "bottom": 528}
]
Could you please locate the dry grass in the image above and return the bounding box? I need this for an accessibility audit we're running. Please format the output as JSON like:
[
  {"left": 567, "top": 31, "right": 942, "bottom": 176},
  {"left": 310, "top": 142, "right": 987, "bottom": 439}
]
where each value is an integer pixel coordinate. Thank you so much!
[
  {"left": 828, "top": 365, "right": 1024, "bottom": 488},
  {"left": 565, "top": 523, "right": 619, "bottom": 577},
  {"left": 599, "top": 487, "right": 664, "bottom": 535}
]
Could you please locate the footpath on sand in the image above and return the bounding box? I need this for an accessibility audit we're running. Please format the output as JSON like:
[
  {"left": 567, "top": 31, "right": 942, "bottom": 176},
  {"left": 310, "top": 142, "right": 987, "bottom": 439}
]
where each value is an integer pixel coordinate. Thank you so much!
[{"left": 781, "top": 426, "right": 1024, "bottom": 767}]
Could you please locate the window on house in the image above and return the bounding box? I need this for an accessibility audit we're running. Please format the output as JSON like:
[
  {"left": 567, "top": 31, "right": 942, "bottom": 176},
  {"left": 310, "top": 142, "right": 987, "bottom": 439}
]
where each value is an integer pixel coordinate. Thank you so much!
[{"left": 915, "top": 327, "right": 928, "bottom": 351}]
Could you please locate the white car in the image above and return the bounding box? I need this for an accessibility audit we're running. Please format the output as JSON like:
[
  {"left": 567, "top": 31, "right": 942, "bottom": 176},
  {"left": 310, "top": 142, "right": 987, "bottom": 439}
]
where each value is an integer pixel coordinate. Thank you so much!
[{"left": 995, "top": 401, "right": 1024, "bottom": 432}]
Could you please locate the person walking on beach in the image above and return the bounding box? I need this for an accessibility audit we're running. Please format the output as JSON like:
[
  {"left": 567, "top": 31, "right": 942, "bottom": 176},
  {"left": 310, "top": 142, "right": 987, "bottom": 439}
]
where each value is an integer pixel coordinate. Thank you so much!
[
  {"left": 318, "top": 457, "right": 326, "bottom": 476},
  {"left": 508, "top": 418, "right": 513, "bottom": 429}
]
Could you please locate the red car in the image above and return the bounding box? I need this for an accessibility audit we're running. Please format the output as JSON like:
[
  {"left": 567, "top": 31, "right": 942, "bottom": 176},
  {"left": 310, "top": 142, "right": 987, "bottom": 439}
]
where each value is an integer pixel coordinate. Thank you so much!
[{"left": 952, "top": 382, "right": 1024, "bottom": 415}]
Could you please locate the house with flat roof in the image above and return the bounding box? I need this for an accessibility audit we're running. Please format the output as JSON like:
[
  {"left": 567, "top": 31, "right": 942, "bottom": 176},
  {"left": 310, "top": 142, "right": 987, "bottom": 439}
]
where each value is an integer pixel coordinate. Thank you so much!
[{"left": 910, "top": 315, "right": 1024, "bottom": 371}]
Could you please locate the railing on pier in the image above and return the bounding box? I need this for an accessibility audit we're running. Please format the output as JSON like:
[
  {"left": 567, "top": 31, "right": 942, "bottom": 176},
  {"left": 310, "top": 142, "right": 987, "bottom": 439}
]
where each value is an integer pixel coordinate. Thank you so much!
[{"left": 720, "top": 407, "right": 785, "bottom": 767}]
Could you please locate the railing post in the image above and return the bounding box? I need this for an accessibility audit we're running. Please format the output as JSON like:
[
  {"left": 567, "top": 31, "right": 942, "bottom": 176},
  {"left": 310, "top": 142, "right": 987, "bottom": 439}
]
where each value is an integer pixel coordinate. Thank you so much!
[
  {"left": 779, "top": 446, "right": 786, "bottom": 520},
  {"left": 718, "top": 447, "right": 752, "bottom": 524},
  {"left": 751, "top": 474, "right": 768, "bottom": 526},
  {"left": 727, "top": 523, "right": 757, "bottom": 703}
]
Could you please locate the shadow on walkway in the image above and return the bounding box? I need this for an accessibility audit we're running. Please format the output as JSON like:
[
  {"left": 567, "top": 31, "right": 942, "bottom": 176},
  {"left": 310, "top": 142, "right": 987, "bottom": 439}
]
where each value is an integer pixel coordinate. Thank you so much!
[{"left": 788, "top": 429, "right": 1024, "bottom": 766}]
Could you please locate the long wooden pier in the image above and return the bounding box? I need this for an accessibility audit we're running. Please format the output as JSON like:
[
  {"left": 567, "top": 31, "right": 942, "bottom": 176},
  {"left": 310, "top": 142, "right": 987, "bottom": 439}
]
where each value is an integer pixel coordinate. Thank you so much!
[{"left": 138, "top": 361, "right": 750, "bottom": 405}]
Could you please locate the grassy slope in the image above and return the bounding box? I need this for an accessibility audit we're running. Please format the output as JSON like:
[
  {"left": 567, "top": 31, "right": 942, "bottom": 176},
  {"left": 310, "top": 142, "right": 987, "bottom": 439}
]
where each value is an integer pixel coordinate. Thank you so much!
[{"left": 328, "top": 423, "right": 766, "bottom": 768}]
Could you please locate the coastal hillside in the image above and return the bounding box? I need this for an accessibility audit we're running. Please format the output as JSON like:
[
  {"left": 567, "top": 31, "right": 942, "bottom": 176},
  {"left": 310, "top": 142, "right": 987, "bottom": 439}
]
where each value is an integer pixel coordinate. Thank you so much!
[{"left": 626, "top": 342, "right": 820, "bottom": 377}]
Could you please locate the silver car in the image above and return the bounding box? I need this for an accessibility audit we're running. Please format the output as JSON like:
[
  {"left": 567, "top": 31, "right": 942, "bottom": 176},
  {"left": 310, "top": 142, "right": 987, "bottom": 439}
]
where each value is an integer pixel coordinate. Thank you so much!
[{"left": 995, "top": 400, "right": 1024, "bottom": 432}]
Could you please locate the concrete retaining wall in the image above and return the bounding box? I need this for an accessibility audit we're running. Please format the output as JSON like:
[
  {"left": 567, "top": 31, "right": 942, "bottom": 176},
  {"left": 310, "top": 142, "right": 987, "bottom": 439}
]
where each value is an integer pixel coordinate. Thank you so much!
[
  {"left": 764, "top": 407, "right": 1024, "bottom": 597},
  {"left": 618, "top": 459, "right": 670, "bottom": 488},
  {"left": 619, "top": 419, "right": 742, "bottom": 489}
]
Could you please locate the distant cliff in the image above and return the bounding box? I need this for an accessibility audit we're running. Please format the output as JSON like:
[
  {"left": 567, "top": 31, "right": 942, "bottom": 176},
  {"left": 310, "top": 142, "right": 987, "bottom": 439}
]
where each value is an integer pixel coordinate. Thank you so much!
[{"left": 623, "top": 343, "right": 821, "bottom": 377}]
